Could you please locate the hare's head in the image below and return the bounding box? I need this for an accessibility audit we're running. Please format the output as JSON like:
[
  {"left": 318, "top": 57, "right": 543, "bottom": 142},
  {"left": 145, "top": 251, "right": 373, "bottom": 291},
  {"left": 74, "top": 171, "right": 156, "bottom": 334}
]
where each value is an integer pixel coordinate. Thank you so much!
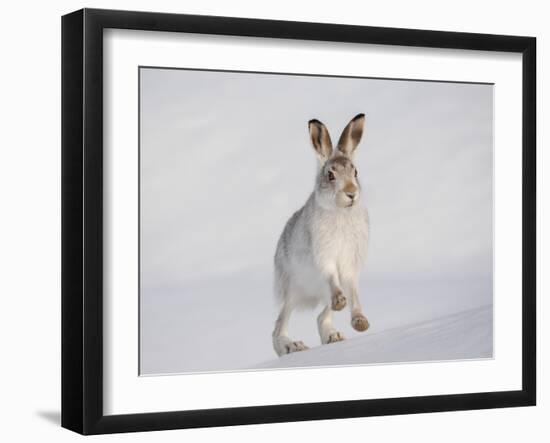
[{"left": 308, "top": 114, "right": 366, "bottom": 209}]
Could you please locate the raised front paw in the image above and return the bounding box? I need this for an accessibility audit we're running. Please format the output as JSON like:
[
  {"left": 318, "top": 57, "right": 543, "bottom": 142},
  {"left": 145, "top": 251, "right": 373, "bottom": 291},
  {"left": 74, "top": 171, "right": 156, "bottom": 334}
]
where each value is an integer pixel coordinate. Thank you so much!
[
  {"left": 331, "top": 291, "right": 347, "bottom": 311},
  {"left": 327, "top": 331, "right": 345, "bottom": 344},
  {"left": 352, "top": 313, "right": 370, "bottom": 332},
  {"left": 285, "top": 341, "right": 309, "bottom": 354}
]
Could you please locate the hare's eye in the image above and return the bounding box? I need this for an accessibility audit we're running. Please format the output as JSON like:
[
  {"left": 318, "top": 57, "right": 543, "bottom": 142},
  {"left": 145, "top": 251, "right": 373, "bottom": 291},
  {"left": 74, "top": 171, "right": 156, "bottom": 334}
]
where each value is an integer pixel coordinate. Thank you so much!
[
  {"left": 355, "top": 169, "right": 358, "bottom": 178},
  {"left": 328, "top": 171, "right": 335, "bottom": 181}
]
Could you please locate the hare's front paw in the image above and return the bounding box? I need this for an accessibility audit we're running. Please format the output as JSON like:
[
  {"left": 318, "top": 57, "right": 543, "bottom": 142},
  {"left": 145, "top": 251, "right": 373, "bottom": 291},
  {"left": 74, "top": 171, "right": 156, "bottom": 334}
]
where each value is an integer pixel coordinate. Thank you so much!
[
  {"left": 285, "top": 341, "right": 309, "bottom": 354},
  {"left": 352, "top": 314, "right": 370, "bottom": 332},
  {"left": 327, "top": 331, "right": 345, "bottom": 344},
  {"left": 331, "top": 291, "right": 347, "bottom": 311}
]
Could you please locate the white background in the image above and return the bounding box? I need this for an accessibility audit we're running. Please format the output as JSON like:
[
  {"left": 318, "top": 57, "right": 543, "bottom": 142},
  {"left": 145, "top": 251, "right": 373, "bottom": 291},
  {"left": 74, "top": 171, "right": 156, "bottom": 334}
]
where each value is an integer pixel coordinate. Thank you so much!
[{"left": 0, "top": 0, "right": 545, "bottom": 441}]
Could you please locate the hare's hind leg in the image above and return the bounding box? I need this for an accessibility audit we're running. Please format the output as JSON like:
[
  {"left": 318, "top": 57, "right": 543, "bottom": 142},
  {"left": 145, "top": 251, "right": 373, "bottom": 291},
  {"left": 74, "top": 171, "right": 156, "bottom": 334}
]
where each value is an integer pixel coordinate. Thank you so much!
[
  {"left": 272, "top": 301, "right": 309, "bottom": 356},
  {"left": 317, "top": 304, "right": 345, "bottom": 344}
]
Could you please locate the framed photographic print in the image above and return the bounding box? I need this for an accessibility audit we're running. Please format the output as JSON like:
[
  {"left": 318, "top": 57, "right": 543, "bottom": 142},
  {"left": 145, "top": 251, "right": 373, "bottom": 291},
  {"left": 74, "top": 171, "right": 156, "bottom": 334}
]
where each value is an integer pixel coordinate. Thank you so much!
[{"left": 61, "top": 8, "right": 536, "bottom": 435}]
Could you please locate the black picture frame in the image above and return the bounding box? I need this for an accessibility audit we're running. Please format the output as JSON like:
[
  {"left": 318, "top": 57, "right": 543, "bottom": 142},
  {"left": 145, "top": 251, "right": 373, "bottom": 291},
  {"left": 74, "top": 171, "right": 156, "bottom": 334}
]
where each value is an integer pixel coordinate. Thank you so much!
[{"left": 61, "top": 8, "right": 536, "bottom": 435}]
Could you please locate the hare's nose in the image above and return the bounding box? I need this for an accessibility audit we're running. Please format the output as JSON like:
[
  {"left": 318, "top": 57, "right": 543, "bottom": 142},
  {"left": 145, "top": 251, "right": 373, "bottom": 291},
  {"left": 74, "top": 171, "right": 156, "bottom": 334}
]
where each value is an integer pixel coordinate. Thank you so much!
[{"left": 346, "top": 192, "right": 356, "bottom": 200}]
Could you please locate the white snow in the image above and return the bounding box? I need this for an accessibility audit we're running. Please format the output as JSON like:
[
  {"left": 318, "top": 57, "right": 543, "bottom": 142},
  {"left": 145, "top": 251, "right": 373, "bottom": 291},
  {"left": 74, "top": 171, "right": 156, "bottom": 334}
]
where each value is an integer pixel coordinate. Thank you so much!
[
  {"left": 254, "top": 304, "right": 492, "bottom": 370},
  {"left": 140, "top": 272, "right": 492, "bottom": 374}
]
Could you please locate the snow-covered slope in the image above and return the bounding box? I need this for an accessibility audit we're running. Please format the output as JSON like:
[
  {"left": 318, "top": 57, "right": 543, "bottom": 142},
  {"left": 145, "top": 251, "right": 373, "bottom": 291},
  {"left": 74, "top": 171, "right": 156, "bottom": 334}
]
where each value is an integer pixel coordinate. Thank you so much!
[
  {"left": 254, "top": 304, "right": 492, "bottom": 370},
  {"left": 141, "top": 273, "right": 493, "bottom": 374}
]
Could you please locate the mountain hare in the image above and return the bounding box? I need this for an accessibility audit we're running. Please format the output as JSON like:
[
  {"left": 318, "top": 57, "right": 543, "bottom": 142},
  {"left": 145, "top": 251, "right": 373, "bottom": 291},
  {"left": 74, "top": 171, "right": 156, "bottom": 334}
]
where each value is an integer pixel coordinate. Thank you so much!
[{"left": 273, "top": 114, "right": 370, "bottom": 356}]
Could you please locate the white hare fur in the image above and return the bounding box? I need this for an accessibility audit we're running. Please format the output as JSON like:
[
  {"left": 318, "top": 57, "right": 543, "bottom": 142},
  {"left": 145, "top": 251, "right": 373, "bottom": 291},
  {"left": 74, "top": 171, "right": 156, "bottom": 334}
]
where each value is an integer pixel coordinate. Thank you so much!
[{"left": 273, "top": 114, "right": 370, "bottom": 356}]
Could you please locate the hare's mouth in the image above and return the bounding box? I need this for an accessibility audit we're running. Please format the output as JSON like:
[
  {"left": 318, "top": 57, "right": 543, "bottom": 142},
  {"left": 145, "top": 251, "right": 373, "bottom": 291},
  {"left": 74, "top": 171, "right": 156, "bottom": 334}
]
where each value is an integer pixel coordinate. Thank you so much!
[{"left": 343, "top": 199, "right": 355, "bottom": 208}]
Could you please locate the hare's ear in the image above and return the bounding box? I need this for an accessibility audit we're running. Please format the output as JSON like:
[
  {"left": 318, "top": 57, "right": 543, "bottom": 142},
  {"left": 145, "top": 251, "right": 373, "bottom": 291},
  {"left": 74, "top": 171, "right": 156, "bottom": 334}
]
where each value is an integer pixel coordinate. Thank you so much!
[
  {"left": 308, "top": 119, "right": 333, "bottom": 164},
  {"left": 337, "top": 113, "right": 365, "bottom": 158}
]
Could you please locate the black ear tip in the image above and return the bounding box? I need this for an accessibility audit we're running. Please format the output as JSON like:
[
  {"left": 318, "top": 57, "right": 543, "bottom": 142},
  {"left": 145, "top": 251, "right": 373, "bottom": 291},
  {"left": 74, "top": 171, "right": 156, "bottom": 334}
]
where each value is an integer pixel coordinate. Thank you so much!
[
  {"left": 308, "top": 118, "right": 322, "bottom": 127},
  {"left": 353, "top": 113, "right": 365, "bottom": 121}
]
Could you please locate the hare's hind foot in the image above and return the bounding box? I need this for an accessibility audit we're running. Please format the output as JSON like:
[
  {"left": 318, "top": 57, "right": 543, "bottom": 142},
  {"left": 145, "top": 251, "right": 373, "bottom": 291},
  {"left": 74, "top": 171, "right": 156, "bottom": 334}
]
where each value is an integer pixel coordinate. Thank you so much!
[
  {"left": 327, "top": 331, "right": 345, "bottom": 344},
  {"left": 287, "top": 340, "right": 309, "bottom": 353},
  {"left": 352, "top": 313, "right": 370, "bottom": 332},
  {"left": 284, "top": 340, "right": 309, "bottom": 354},
  {"left": 331, "top": 291, "right": 347, "bottom": 311},
  {"left": 273, "top": 336, "right": 309, "bottom": 356}
]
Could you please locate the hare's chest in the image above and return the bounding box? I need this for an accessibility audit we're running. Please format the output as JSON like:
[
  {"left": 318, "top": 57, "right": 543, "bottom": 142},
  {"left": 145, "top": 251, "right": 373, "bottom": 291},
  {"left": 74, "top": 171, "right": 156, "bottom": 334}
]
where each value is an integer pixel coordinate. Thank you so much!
[{"left": 310, "top": 211, "right": 368, "bottom": 268}]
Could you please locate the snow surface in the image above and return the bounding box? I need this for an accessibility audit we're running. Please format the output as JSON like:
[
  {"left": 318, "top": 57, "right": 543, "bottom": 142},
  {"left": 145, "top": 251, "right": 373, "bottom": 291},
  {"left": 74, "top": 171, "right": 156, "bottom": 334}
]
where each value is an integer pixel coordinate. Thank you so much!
[
  {"left": 140, "top": 273, "right": 492, "bottom": 374},
  {"left": 255, "top": 304, "right": 492, "bottom": 370}
]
